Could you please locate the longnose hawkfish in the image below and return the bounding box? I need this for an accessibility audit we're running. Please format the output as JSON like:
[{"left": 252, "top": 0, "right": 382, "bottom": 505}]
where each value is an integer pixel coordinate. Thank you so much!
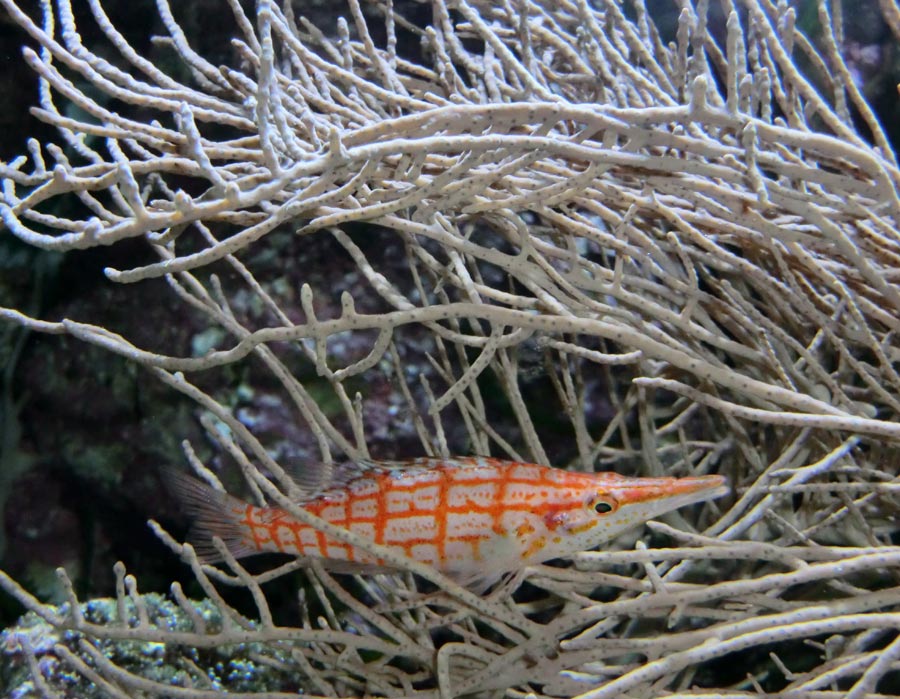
[{"left": 171, "top": 457, "right": 727, "bottom": 585}]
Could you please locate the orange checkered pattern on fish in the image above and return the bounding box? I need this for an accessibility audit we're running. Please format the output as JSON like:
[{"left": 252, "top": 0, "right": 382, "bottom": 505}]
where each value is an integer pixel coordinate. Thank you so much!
[{"left": 171, "top": 456, "right": 727, "bottom": 584}]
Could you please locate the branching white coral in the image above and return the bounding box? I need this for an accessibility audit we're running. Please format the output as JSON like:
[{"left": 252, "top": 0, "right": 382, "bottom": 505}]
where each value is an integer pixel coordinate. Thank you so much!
[{"left": 1, "top": 0, "right": 900, "bottom": 697}]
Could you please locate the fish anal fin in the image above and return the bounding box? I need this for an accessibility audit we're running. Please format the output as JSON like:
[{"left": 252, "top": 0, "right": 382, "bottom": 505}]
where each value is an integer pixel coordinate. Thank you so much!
[{"left": 307, "top": 558, "right": 399, "bottom": 577}]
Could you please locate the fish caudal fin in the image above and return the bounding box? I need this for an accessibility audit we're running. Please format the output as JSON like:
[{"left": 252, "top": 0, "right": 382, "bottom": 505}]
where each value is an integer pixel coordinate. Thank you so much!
[{"left": 165, "top": 468, "right": 261, "bottom": 563}]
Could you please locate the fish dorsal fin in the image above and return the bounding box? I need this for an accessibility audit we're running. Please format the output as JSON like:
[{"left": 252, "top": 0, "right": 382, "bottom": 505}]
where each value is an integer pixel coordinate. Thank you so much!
[
  {"left": 283, "top": 458, "right": 402, "bottom": 502},
  {"left": 284, "top": 456, "right": 493, "bottom": 502},
  {"left": 286, "top": 458, "right": 335, "bottom": 494},
  {"left": 358, "top": 456, "right": 492, "bottom": 472},
  {"left": 281, "top": 457, "right": 347, "bottom": 503}
]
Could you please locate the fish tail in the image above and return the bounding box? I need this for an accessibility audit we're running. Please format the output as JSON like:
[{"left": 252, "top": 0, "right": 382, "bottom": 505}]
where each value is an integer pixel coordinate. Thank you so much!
[{"left": 165, "top": 468, "right": 261, "bottom": 563}]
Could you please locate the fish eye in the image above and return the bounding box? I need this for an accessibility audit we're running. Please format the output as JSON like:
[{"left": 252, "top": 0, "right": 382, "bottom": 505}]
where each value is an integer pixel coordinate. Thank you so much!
[{"left": 593, "top": 497, "right": 617, "bottom": 515}]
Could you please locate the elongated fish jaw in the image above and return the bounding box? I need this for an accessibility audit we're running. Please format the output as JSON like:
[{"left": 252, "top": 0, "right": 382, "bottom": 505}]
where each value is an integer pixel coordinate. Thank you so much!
[{"left": 605, "top": 474, "right": 729, "bottom": 534}]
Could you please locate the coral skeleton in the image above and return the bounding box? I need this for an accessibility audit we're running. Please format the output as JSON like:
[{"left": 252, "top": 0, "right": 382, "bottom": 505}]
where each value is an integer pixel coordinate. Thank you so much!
[{"left": 1, "top": 0, "right": 900, "bottom": 697}]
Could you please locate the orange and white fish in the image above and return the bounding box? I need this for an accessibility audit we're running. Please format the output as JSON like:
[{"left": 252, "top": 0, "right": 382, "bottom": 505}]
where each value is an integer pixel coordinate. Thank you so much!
[{"left": 171, "top": 457, "right": 727, "bottom": 584}]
